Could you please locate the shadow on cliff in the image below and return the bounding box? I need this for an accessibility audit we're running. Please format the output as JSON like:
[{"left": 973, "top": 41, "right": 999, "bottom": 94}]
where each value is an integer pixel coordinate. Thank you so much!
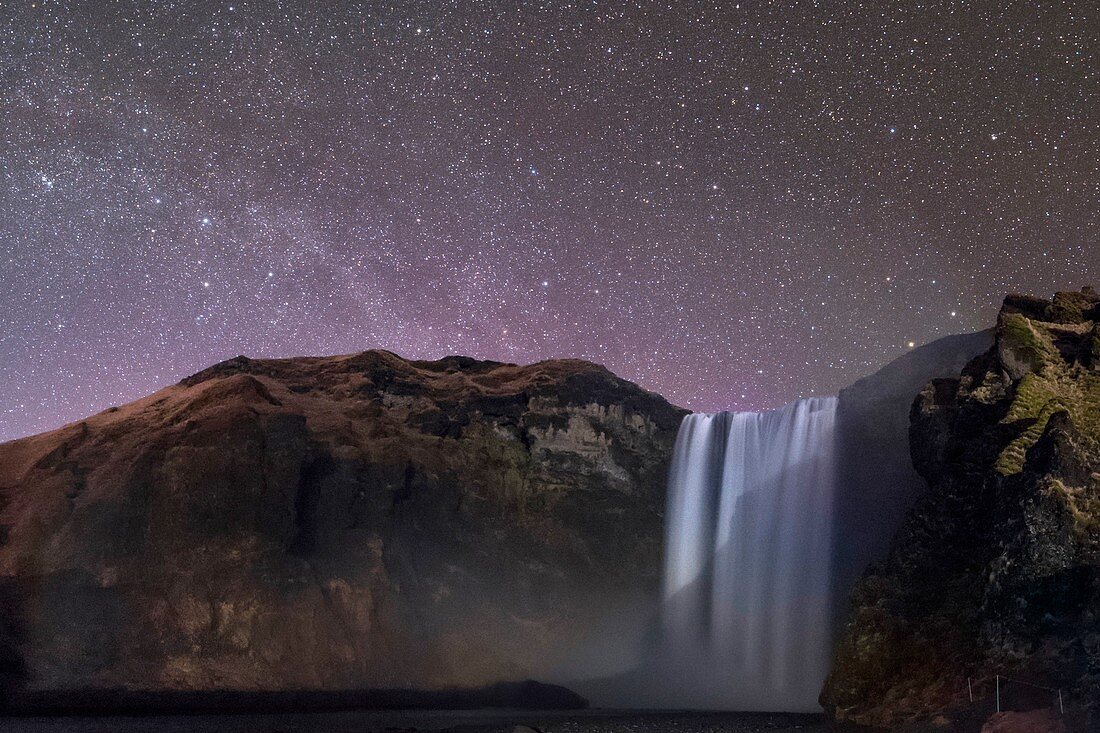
[
  {"left": 0, "top": 578, "right": 28, "bottom": 706},
  {"left": 828, "top": 329, "right": 993, "bottom": 631}
]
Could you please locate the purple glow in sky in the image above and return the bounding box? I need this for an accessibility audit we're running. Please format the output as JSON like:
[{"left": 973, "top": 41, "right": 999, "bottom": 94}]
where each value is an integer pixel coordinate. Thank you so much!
[{"left": 2, "top": 1, "right": 1097, "bottom": 442}]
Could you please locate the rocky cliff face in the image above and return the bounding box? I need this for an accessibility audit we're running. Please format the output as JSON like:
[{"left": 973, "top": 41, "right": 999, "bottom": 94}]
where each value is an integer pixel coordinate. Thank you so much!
[
  {"left": 0, "top": 351, "right": 685, "bottom": 698},
  {"left": 821, "top": 289, "right": 1100, "bottom": 727}
]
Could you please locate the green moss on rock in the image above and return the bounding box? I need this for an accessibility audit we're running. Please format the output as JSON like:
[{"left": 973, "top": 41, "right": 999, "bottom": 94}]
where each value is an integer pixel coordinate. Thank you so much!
[
  {"left": 995, "top": 399, "right": 1063, "bottom": 475},
  {"left": 822, "top": 288, "right": 1100, "bottom": 727},
  {"left": 1000, "top": 312, "right": 1058, "bottom": 375}
]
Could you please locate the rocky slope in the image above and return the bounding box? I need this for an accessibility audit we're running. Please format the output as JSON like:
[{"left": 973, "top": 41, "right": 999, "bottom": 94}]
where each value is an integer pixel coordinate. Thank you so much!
[
  {"left": 0, "top": 351, "right": 685, "bottom": 700},
  {"left": 821, "top": 289, "right": 1100, "bottom": 728}
]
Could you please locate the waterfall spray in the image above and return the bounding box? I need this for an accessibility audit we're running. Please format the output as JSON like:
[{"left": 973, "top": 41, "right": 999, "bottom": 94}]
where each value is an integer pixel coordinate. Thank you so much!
[{"left": 661, "top": 397, "right": 838, "bottom": 711}]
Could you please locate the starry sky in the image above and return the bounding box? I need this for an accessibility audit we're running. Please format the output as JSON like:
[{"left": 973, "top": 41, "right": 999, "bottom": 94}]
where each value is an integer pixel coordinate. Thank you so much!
[{"left": 2, "top": 1, "right": 1097, "bottom": 442}]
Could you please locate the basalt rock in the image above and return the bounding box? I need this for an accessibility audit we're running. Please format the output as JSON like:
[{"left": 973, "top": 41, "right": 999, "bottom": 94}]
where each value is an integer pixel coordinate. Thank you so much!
[
  {"left": 0, "top": 351, "right": 685, "bottom": 701},
  {"left": 821, "top": 289, "right": 1100, "bottom": 728}
]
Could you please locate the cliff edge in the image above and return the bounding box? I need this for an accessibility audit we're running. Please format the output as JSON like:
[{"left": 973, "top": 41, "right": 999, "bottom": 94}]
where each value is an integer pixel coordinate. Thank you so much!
[{"left": 822, "top": 288, "right": 1100, "bottom": 728}]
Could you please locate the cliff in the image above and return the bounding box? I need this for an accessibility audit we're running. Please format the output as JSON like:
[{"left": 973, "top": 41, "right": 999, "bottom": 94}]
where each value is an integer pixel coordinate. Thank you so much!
[
  {"left": 821, "top": 289, "right": 1100, "bottom": 728},
  {"left": 830, "top": 329, "right": 994, "bottom": 620},
  {"left": 0, "top": 351, "right": 685, "bottom": 699}
]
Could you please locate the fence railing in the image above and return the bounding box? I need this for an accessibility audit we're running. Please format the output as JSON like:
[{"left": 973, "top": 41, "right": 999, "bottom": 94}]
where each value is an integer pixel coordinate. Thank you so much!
[{"left": 965, "top": 673, "right": 1064, "bottom": 715}]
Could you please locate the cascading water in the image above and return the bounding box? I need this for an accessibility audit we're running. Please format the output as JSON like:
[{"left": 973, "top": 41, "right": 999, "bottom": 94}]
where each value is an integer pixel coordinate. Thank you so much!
[{"left": 660, "top": 396, "right": 838, "bottom": 712}]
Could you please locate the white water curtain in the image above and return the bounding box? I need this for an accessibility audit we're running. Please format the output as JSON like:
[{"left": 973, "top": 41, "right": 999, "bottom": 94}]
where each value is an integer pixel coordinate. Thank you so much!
[{"left": 661, "top": 397, "right": 838, "bottom": 711}]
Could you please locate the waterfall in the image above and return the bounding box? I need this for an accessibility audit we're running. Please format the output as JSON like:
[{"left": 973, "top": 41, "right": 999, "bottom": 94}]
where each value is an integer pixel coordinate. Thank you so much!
[{"left": 660, "top": 397, "right": 838, "bottom": 712}]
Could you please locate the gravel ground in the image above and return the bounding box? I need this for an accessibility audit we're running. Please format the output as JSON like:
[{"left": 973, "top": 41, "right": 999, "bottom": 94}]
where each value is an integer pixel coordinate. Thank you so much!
[{"left": 0, "top": 709, "right": 837, "bottom": 733}]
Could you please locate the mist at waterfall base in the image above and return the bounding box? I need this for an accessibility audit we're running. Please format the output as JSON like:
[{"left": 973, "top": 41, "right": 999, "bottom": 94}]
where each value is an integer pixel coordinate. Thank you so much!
[{"left": 566, "top": 397, "right": 872, "bottom": 712}]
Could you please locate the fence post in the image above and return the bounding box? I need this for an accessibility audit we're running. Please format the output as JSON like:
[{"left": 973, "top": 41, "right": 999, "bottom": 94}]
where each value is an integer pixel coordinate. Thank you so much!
[
  {"left": 995, "top": 675, "right": 1000, "bottom": 713},
  {"left": 1058, "top": 689, "right": 1063, "bottom": 715},
  {"left": 968, "top": 677, "right": 973, "bottom": 702}
]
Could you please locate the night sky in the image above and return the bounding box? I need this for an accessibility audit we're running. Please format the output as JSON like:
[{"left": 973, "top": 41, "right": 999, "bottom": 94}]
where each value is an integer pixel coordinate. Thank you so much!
[{"left": 2, "top": 2, "right": 1097, "bottom": 442}]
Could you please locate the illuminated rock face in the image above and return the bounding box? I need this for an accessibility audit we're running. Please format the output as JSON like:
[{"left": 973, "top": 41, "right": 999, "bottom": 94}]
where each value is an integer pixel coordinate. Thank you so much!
[
  {"left": 660, "top": 397, "right": 839, "bottom": 713},
  {"left": 0, "top": 351, "right": 685, "bottom": 698},
  {"left": 822, "top": 289, "right": 1100, "bottom": 728}
]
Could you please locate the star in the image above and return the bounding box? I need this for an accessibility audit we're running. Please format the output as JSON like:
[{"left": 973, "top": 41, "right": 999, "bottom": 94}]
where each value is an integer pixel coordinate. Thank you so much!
[{"left": 0, "top": 1, "right": 1093, "bottom": 442}]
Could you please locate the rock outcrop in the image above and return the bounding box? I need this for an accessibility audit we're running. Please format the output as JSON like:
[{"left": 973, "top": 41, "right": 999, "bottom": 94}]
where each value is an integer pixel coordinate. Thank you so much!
[
  {"left": 0, "top": 351, "right": 685, "bottom": 700},
  {"left": 821, "top": 289, "right": 1100, "bottom": 728},
  {"left": 831, "top": 329, "right": 994, "bottom": 622}
]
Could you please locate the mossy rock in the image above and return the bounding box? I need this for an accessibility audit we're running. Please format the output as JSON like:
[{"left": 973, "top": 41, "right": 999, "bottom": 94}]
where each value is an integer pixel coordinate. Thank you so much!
[
  {"left": 999, "top": 313, "right": 1060, "bottom": 376},
  {"left": 827, "top": 289, "right": 1100, "bottom": 727}
]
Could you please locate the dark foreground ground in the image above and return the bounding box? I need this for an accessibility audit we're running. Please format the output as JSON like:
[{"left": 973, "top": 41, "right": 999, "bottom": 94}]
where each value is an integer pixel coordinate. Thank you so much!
[{"left": 1, "top": 709, "right": 833, "bottom": 733}]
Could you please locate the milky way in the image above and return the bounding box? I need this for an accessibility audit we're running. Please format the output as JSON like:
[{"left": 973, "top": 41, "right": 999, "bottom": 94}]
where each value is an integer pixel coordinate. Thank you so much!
[{"left": 2, "top": 1, "right": 1097, "bottom": 441}]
